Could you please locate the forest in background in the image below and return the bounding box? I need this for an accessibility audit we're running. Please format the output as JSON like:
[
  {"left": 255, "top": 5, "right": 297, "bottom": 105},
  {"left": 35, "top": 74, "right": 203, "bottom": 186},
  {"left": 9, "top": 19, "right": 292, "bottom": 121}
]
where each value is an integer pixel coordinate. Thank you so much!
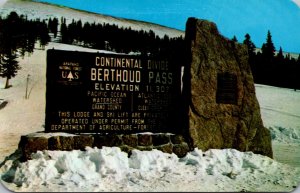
[
  {"left": 0, "top": 11, "right": 49, "bottom": 88},
  {"left": 240, "top": 33, "right": 300, "bottom": 90},
  {"left": 1, "top": 11, "right": 300, "bottom": 90}
]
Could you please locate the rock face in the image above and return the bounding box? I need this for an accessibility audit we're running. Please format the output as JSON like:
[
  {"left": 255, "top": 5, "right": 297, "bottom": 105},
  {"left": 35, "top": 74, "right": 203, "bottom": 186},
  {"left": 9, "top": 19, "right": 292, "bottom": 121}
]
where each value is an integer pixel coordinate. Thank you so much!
[{"left": 182, "top": 17, "right": 273, "bottom": 158}]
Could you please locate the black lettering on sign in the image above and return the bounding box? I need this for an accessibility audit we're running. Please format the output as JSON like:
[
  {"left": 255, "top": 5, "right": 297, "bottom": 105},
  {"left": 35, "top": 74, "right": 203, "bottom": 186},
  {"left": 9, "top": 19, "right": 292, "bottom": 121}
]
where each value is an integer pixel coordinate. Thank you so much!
[
  {"left": 45, "top": 50, "right": 181, "bottom": 134},
  {"left": 216, "top": 73, "right": 238, "bottom": 104}
]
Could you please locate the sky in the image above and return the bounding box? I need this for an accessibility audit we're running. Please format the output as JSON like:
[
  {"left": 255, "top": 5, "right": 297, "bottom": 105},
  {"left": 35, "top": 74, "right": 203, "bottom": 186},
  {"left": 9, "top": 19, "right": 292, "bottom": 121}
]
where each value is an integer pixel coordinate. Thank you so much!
[{"left": 1, "top": 0, "right": 300, "bottom": 53}]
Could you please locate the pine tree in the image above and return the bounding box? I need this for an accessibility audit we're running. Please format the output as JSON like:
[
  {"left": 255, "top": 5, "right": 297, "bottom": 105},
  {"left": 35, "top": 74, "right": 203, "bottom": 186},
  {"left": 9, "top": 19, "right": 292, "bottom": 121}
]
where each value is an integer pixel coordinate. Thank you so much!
[
  {"left": 60, "top": 17, "right": 68, "bottom": 43},
  {"left": 38, "top": 20, "right": 50, "bottom": 49},
  {"left": 285, "top": 53, "right": 291, "bottom": 60},
  {"left": 296, "top": 54, "right": 300, "bottom": 90},
  {"left": 0, "top": 19, "right": 3, "bottom": 62},
  {"left": 261, "top": 30, "right": 275, "bottom": 60},
  {"left": 0, "top": 50, "right": 20, "bottom": 89},
  {"left": 276, "top": 47, "right": 284, "bottom": 61},
  {"left": 243, "top": 33, "right": 256, "bottom": 56},
  {"left": 243, "top": 33, "right": 257, "bottom": 78},
  {"left": 297, "top": 54, "right": 300, "bottom": 64},
  {"left": 0, "top": 11, "right": 50, "bottom": 88},
  {"left": 232, "top": 35, "right": 238, "bottom": 42},
  {"left": 48, "top": 17, "right": 59, "bottom": 38},
  {"left": 0, "top": 12, "right": 21, "bottom": 88}
]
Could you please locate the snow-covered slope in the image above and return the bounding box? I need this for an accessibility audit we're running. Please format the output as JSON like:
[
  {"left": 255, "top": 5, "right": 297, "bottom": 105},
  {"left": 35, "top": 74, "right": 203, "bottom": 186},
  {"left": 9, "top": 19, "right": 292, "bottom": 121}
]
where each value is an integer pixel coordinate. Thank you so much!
[{"left": 0, "top": 0, "right": 184, "bottom": 38}]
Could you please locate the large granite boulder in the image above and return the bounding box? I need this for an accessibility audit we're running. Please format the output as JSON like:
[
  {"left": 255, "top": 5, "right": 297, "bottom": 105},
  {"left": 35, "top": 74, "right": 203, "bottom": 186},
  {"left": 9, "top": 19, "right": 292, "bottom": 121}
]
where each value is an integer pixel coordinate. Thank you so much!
[{"left": 182, "top": 17, "right": 273, "bottom": 158}]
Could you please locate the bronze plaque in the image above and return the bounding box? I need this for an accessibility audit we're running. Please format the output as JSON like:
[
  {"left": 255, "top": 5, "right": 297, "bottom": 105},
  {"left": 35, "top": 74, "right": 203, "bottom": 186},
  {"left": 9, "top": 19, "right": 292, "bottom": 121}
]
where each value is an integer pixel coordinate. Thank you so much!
[{"left": 216, "top": 73, "right": 238, "bottom": 104}]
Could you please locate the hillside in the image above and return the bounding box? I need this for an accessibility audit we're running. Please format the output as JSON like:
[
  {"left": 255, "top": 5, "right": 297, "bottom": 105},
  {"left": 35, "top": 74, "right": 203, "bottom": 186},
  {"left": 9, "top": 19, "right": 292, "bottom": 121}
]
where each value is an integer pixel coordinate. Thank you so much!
[{"left": 0, "top": 0, "right": 185, "bottom": 38}]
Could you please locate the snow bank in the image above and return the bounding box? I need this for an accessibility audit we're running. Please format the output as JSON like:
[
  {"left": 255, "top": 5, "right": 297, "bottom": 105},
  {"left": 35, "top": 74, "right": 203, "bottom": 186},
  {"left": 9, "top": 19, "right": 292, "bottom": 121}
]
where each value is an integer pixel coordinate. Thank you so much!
[
  {"left": 1, "top": 147, "right": 299, "bottom": 192},
  {"left": 269, "top": 126, "right": 300, "bottom": 143}
]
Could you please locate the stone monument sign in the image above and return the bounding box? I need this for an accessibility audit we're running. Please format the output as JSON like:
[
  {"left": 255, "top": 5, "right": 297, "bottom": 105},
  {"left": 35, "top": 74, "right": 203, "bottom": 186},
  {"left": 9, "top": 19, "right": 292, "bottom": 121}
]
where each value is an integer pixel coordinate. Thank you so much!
[
  {"left": 183, "top": 17, "right": 273, "bottom": 158},
  {"left": 20, "top": 18, "right": 273, "bottom": 161},
  {"left": 46, "top": 50, "right": 181, "bottom": 134}
]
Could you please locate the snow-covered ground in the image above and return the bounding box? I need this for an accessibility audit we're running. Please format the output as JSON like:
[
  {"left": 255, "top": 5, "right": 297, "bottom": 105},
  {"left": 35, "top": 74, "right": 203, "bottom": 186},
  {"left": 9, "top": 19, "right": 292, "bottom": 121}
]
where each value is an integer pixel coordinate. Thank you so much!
[
  {"left": 256, "top": 84, "right": 300, "bottom": 168},
  {"left": 1, "top": 0, "right": 300, "bottom": 192}
]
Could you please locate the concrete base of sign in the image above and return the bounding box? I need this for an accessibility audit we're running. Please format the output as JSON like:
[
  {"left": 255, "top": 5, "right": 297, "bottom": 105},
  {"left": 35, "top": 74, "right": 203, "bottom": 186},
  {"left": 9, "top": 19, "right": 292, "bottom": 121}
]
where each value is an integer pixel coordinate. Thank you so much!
[{"left": 18, "top": 132, "right": 191, "bottom": 161}]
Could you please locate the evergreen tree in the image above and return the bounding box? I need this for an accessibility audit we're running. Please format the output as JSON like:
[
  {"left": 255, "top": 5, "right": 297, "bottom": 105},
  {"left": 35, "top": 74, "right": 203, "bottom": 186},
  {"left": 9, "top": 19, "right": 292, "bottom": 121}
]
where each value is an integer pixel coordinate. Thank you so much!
[
  {"left": 232, "top": 35, "right": 238, "bottom": 42},
  {"left": 296, "top": 54, "right": 300, "bottom": 90},
  {"left": 48, "top": 17, "right": 59, "bottom": 38},
  {"left": 277, "top": 47, "right": 284, "bottom": 58},
  {"left": 243, "top": 33, "right": 258, "bottom": 81},
  {"left": 0, "top": 50, "right": 20, "bottom": 89},
  {"left": 0, "top": 17, "right": 3, "bottom": 62},
  {"left": 0, "top": 11, "right": 50, "bottom": 88},
  {"left": 243, "top": 33, "right": 256, "bottom": 56},
  {"left": 276, "top": 47, "right": 284, "bottom": 62},
  {"left": 60, "top": 17, "right": 69, "bottom": 43},
  {"left": 37, "top": 20, "right": 50, "bottom": 49},
  {"left": 261, "top": 30, "right": 275, "bottom": 60},
  {"left": 285, "top": 53, "right": 291, "bottom": 60},
  {"left": 0, "top": 12, "right": 21, "bottom": 88}
]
